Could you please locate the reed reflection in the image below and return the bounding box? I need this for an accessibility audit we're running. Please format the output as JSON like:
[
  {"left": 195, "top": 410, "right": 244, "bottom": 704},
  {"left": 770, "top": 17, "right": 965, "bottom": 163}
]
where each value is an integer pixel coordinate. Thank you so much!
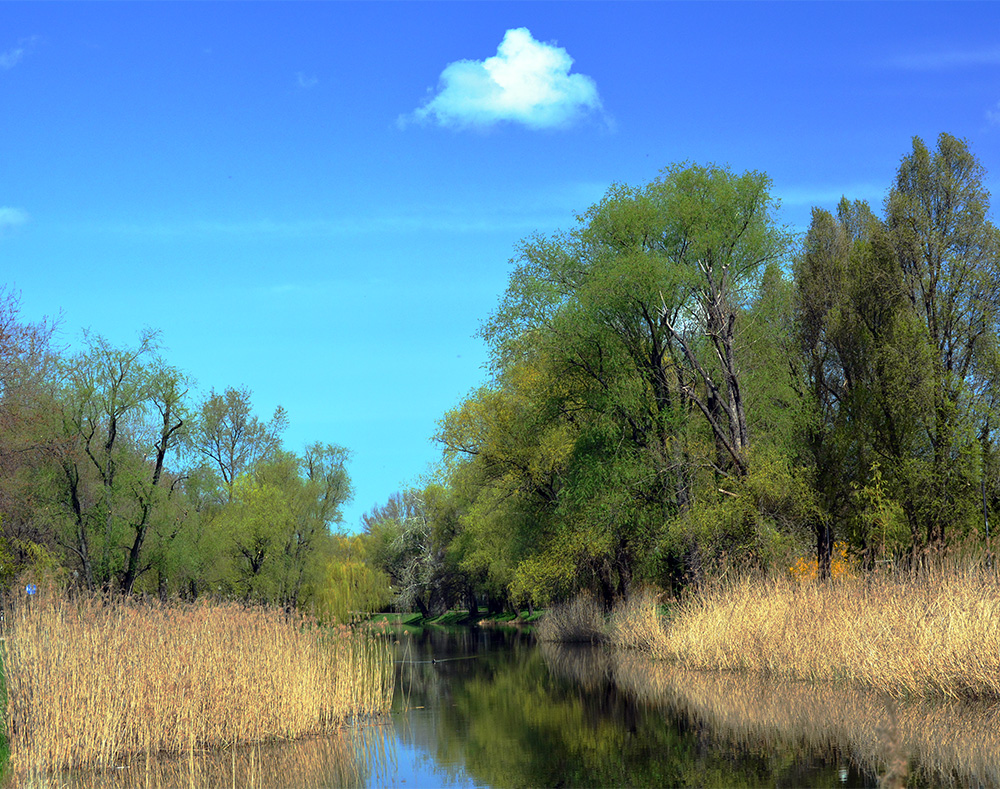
[
  {"left": 14, "top": 726, "right": 395, "bottom": 789},
  {"left": 395, "top": 629, "right": 868, "bottom": 788},
  {"left": 542, "top": 642, "right": 1000, "bottom": 788}
]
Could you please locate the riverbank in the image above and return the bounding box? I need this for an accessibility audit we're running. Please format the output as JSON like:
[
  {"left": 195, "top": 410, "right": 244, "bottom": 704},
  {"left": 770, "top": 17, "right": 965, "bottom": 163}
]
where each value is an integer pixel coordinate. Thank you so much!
[
  {"left": 2, "top": 590, "right": 394, "bottom": 777},
  {"left": 542, "top": 562, "right": 1000, "bottom": 701},
  {"left": 370, "top": 609, "right": 545, "bottom": 629}
]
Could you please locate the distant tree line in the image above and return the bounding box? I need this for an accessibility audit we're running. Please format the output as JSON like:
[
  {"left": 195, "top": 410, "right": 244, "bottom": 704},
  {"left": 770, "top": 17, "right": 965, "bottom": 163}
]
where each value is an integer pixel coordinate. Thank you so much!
[
  {"left": 0, "top": 311, "right": 378, "bottom": 616},
  {"left": 364, "top": 133, "right": 1000, "bottom": 614}
]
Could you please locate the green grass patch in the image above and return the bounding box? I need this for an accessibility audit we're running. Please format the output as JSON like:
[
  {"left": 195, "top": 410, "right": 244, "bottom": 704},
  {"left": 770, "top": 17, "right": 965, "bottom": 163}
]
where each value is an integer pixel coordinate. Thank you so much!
[{"left": 427, "top": 610, "right": 470, "bottom": 627}]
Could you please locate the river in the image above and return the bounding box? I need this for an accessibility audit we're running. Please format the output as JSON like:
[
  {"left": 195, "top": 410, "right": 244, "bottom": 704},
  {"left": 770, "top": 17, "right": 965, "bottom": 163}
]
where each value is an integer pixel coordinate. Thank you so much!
[{"left": 23, "top": 624, "right": 1000, "bottom": 787}]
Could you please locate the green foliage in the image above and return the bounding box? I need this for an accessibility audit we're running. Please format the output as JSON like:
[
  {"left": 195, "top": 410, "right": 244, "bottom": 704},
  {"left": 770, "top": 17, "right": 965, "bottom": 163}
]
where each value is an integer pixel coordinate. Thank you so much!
[
  {"left": 850, "top": 462, "right": 909, "bottom": 559},
  {"left": 794, "top": 134, "right": 1000, "bottom": 565},
  {"left": 450, "top": 162, "right": 797, "bottom": 604},
  {"left": 312, "top": 534, "right": 392, "bottom": 623},
  {"left": 202, "top": 448, "right": 352, "bottom": 609},
  {"left": 4, "top": 136, "right": 1000, "bottom": 615},
  {"left": 0, "top": 296, "right": 356, "bottom": 604}
]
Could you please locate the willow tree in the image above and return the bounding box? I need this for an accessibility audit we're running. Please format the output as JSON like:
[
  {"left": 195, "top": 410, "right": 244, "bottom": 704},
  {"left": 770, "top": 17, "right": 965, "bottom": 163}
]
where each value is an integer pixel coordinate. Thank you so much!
[
  {"left": 48, "top": 331, "right": 189, "bottom": 593},
  {"left": 650, "top": 164, "right": 793, "bottom": 477},
  {"left": 459, "top": 163, "right": 793, "bottom": 605}
]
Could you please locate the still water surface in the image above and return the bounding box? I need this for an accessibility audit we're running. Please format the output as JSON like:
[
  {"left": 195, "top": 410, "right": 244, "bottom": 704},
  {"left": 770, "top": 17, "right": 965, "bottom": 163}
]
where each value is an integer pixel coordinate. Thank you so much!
[{"left": 29, "top": 626, "right": 1000, "bottom": 787}]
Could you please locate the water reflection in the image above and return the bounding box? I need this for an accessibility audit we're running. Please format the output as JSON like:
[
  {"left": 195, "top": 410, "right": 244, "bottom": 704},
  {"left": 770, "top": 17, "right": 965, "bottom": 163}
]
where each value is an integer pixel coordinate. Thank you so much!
[
  {"left": 13, "top": 726, "right": 395, "bottom": 789},
  {"left": 13, "top": 628, "right": 1000, "bottom": 787},
  {"left": 394, "top": 627, "right": 873, "bottom": 787},
  {"left": 545, "top": 643, "right": 1000, "bottom": 789},
  {"left": 395, "top": 627, "right": 1000, "bottom": 788}
]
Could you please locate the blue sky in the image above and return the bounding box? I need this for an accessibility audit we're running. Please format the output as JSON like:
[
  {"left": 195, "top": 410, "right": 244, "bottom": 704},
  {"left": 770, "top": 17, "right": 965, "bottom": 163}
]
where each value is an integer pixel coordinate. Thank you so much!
[{"left": 3, "top": 2, "right": 1000, "bottom": 530}]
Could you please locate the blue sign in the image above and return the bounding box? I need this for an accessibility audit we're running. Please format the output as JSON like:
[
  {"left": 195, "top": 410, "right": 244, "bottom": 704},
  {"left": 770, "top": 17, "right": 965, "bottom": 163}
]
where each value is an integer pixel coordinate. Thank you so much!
[{"left": 25, "top": 584, "right": 36, "bottom": 595}]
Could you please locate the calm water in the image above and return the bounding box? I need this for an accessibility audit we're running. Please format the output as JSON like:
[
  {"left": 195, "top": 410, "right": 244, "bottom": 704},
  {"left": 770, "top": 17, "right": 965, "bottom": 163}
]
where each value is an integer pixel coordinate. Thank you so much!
[{"left": 22, "top": 626, "right": 1000, "bottom": 787}]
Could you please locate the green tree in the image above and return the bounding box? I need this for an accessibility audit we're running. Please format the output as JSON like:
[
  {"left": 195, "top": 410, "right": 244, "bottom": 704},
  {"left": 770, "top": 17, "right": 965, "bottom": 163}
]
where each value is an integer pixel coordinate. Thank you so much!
[
  {"left": 461, "top": 164, "right": 792, "bottom": 604},
  {"left": 886, "top": 133, "right": 1000, "bottom": 548},
  {"left": 189, "top": 386, "right": 287, "bottom": 503},
  {"left": 0, "top": 287, "right": 61, "bottom": 579},
  {"left": 48, "top": 330, "right": 189, "bottom": 593},
  {"left": 312, "top": 533, "right": 392, "bottom": 623},
  {"left": 795, "top": 135, "right": 1000, "bottom": 566},
  {"left": 210, "top": 447, "right": 352, "bottom": 609}
]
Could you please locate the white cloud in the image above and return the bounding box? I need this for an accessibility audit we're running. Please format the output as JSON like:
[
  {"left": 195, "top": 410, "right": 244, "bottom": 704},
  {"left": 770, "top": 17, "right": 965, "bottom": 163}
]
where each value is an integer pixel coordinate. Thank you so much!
[
  {"left": 296, "top": 72, "right": 318, "bottom": 90},
  {"left": 402, "top": 27, "right": 602, "bottom": 130},
  {"left": 987, "top": 101, "right": 1000, "bottom": 126},
  {"left": 0, "top": 207, "right": 29, "bottom": 234},
  {"left": 1, "top": 36, "right": 39, "bottom": 70}
]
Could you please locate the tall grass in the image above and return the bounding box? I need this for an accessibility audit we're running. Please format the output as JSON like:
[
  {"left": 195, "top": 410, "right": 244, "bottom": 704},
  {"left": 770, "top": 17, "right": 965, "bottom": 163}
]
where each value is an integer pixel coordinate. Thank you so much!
[
  {"left": 545, "top": 559, "right": 1000, "bottom": 700},
  {"left": 663, "top": 564, "right": 1000, "bottom": 699},
  {"left": 534, "top": 593, "right": 606, "bottom": 643},
  {"left": 607, "top": 588, "right": 670, "bottom": 656},
  {"left": 14, "top": 726, "right": 397, "bottom": 789},
  {"left": 536, "top": 588, "right": 670, "bottom": 652},
  {"left": 1, "top": 589, "right": 394, "bottom": 775}
]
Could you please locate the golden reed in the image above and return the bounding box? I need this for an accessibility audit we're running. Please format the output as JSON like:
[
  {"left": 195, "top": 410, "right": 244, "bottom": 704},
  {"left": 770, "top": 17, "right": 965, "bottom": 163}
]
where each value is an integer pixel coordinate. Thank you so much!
[
  {"left": 541, "top": 558, "right": 1000, "bottom": 700},
  {"left": 661, "top": 564, "right": 1000, "bottom": 699},
  {"left": 1, "top": 588, "right": 394, "bottom": 775}
]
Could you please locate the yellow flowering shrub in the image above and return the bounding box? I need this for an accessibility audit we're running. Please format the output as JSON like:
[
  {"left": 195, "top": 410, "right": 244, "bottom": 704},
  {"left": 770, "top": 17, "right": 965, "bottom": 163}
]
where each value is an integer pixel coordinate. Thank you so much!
[{"left": 789, "top": 541, "right": 855, "bottom": 580}]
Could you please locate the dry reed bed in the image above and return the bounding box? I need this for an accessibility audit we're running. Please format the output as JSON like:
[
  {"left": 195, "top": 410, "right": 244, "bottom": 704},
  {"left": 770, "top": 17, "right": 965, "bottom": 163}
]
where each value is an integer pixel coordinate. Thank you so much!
[
  {"left": 537, "top": 588, "right": 669, "bottom": 651},
  {"left": 663, "top": 569, "right": 1000, "bottom": 699},
  {"left": 535, "top": 593, "right": 607, "bottom": 644},
  {"left": 540, "top": 566, "right": 1000, "bottom": 700},
  {"left": 2, "top": 592, "right": 394, "bottom": 774}
]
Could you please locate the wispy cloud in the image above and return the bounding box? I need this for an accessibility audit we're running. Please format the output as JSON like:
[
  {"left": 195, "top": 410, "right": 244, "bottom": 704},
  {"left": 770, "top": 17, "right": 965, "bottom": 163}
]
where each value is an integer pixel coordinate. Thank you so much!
[
  {"left": 401, "top": 27, "right": 602, "bottom": 130},
  {"left": 987, "top": 101, "right": 1000, "bottom": 126},
  {"left": 0, "top": 207, "right": 29, "bottom": 235},
  {"left": 296, "top": 72, "right": 318, "bottom": 90},
  {"left": 1, "top": 36, "right": 39, "bottom": 70},
  {"left": 69, "top": 180, "right": 618, "bottom": 241},
  {"left": 884, "top": 47, "right": 1000, "bottom": 71}
]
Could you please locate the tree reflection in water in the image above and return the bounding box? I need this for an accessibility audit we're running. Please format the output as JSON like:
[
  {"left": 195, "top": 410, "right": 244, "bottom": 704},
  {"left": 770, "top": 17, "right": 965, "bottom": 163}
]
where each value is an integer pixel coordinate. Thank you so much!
[
  {"left": 394, "top": 627, "right": 1000, "bottom": 788},
  {"left": 394, "top": 627, "right": 867, "bottom": 787}
]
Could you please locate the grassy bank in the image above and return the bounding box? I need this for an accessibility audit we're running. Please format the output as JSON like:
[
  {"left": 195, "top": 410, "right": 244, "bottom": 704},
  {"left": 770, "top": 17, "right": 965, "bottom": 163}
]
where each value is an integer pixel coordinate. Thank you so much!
[
  {"left": 1, "top": 590, "right": 394, "bottom": 775},
  {"left": 542, "top": 563, "right": 1000, "bottom": 700}
]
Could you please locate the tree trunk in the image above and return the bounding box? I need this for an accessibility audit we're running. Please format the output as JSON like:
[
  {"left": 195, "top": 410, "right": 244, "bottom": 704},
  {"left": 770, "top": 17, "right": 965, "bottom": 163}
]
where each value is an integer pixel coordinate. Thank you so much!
[{"left": 816, "top": 518, "right": 832, "bottom": 580}]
